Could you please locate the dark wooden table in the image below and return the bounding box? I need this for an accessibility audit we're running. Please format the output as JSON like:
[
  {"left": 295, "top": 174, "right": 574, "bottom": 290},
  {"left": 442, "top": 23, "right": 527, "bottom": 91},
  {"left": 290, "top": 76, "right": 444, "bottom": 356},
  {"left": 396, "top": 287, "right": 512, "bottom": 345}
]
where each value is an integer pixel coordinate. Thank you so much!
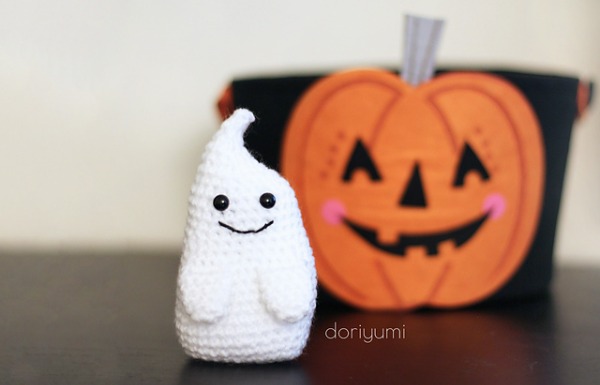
[{"left": 0, "top": 250, "right": 598, "bottom": 384}]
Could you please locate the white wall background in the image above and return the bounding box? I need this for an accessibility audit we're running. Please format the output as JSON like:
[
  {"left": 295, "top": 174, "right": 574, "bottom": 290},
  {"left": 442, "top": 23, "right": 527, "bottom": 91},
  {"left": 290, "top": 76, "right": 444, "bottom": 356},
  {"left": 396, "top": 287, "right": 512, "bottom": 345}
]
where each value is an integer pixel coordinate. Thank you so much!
[{"left": 0, "top": 0, "right": 598, "bottom": 264}]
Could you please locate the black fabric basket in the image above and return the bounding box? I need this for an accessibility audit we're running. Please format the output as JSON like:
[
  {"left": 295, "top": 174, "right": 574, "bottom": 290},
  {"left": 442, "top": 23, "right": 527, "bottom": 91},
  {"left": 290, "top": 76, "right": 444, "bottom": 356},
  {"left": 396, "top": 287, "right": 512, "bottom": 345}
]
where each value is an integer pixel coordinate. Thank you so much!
[{"left": 217, "top": 68, "right": 593, "bottom": 306}]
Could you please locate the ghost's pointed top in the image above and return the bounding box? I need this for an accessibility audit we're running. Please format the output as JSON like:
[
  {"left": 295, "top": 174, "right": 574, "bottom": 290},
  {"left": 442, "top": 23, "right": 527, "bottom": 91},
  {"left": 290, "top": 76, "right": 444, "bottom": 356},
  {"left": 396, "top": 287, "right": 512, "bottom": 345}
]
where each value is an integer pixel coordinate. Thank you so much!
[
  {"left": 220, "top": 108, "right": 255, "bottom": 146},
  {"left": 206, "top": 108, "right": 256, "bottom": 151},
  {"left": 200, "top": 108, "right": 270, "bottom": 179}
]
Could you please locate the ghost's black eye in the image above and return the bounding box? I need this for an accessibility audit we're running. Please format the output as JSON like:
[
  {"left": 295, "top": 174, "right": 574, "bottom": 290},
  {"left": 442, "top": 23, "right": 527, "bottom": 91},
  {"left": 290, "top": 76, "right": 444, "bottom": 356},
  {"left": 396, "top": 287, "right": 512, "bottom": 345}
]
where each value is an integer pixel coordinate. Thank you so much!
[
  {"left": 260, "top": 193, "right": 276, "bottom": 209},
  {"left": 453, "top": 143, "right": 490, "bottom": 187},
  {"left": 213, "top": 194, "right": 229, "bottom": 211}
]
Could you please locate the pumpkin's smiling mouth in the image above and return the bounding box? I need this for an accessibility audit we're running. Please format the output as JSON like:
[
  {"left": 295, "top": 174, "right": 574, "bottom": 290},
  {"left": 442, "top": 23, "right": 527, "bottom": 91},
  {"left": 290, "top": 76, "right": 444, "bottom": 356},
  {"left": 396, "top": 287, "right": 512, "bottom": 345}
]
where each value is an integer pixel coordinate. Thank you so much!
[
  {"left": 343, "top": 213, "right": 489, "bottom": 257},
  {"left": 218, "top": 221, "right": 274, "bottom": 234}
]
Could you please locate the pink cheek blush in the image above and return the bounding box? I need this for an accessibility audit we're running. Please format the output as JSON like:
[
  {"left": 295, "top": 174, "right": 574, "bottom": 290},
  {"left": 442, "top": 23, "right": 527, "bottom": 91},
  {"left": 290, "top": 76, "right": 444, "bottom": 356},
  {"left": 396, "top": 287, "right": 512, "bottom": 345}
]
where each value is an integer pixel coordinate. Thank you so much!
[
  {"left": 482, "top": 193, "right": 507, "bottom": 220},
  {"left": 321, "top": 199, "right": 346, "bottom": 225}
]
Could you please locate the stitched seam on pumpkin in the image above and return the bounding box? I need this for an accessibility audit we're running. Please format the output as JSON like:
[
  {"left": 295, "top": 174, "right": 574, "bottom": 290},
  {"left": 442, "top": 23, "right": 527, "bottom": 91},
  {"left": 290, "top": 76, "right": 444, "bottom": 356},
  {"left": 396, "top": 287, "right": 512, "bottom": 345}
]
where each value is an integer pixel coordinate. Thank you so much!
[
  {"left": 368, "top": 94, "right": 402, "bottom": 149},
  {"left": 426, "top": 94, "right": 459, "bottom": 152},
  {"left": 374, "top": 259, "right": 405, "bottom": 307},
  {"left": 426, "top": 262, "right": 452, "bottom": 303},
  {"left": 429, "top": 82, "right": 537, "bottom": 280}
]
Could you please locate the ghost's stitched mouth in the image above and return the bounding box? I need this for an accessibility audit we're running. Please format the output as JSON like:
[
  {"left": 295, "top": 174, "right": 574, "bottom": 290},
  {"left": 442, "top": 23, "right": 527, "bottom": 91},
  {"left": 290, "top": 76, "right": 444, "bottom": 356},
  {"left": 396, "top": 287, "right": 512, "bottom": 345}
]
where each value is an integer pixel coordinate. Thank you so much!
[
  {"left": 218, "top": 221, "right": 274, "bottom": 234},
  {"left": 343, "top": 213, "right": 489, "bottom": 257}
]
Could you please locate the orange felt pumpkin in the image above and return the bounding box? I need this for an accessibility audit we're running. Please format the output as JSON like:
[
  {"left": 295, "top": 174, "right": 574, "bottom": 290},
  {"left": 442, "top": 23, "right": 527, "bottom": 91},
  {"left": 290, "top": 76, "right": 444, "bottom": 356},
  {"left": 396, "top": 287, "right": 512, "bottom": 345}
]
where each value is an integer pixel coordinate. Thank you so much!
[{"left": 281, "top": 69, "right": 545, "bottom": 310}]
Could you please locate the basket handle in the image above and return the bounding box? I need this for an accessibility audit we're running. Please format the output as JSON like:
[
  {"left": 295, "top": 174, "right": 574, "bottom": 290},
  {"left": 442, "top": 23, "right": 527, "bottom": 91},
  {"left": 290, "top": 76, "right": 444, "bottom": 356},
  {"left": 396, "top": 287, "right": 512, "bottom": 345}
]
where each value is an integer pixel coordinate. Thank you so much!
[{"left": 576, "top": 80, "right": 594, "bottom": 120}]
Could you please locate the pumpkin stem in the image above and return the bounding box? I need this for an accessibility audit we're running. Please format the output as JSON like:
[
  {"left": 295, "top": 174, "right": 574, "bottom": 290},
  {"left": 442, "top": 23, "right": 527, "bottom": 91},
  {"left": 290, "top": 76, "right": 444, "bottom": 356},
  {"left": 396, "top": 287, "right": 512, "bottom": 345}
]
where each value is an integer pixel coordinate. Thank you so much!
[{"left": 401, "top": 14, "right": 445, "bottom": 86}]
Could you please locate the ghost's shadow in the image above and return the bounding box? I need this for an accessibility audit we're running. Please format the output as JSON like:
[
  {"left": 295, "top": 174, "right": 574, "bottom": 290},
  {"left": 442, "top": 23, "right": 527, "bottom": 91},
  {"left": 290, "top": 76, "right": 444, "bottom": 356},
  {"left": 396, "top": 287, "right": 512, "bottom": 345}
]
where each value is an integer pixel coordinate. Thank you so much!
[{"left": 177, "top": 358, "right": 310, "bottom": 385}]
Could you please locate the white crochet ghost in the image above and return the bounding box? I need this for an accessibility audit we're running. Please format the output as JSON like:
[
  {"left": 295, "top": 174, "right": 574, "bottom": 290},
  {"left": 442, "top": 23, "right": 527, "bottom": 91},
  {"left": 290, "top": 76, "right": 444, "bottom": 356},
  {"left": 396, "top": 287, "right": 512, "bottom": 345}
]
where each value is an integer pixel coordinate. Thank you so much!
[{"left": 175, "top": 108, "right": 317, "bottom": 363}]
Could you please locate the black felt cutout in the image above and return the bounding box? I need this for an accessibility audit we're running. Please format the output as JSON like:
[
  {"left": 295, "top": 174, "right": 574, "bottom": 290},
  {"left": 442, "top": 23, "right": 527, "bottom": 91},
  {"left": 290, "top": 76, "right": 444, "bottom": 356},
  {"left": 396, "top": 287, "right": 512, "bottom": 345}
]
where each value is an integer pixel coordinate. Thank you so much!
[
  {"left": 453, "top": 143, "right": 490, "bottom": 187},
  {"left": 342, "top": 139, "right": 382, "bottom": 182},
  {"left": 400, "top": 163, "right": 427, "bottom": 207},
  {"left": 344, "top": 213, "right": 487, "bottom": 257}
]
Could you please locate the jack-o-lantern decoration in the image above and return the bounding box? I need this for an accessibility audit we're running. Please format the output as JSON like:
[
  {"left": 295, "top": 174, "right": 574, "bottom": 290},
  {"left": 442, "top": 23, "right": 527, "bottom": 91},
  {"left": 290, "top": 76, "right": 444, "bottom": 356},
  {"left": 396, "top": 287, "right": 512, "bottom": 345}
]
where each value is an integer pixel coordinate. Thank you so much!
[{"left": 282, "top": 69, "right": 545, "bottom": 310}]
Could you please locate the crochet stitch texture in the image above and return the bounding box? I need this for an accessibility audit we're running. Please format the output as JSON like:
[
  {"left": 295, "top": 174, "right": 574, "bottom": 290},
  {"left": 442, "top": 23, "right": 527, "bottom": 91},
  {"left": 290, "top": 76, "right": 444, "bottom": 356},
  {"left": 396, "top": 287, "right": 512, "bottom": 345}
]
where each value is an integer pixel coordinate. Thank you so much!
[{"left": 175, "top": 109, "right": 317, "bottom": 363}]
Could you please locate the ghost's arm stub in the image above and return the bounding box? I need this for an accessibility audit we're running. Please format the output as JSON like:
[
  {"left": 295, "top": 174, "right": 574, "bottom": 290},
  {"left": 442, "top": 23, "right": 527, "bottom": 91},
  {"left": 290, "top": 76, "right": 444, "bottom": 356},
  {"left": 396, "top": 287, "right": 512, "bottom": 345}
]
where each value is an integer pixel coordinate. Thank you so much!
[
  {"left": 178, "top": 255, "right": 232, "bottom": 323},
  {"left": 257, "top": 250, "right": 316, "bottom": 323}
]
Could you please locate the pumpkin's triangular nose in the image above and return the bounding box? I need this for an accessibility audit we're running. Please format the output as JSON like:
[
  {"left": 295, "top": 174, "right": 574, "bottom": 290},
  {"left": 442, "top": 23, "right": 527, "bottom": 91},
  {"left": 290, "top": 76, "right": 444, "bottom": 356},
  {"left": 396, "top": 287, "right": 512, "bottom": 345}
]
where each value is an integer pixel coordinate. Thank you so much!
[{"left": 399, "top": 163, "right": 427, "bottom": 207}]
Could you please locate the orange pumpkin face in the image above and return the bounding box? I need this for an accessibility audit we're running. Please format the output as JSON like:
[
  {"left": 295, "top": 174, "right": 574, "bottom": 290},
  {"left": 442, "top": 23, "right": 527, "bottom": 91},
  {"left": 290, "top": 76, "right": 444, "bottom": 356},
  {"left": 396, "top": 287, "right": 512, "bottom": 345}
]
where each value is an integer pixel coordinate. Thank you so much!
[{"left": 282, "top": 69, "right": 545, "bottom": 310}]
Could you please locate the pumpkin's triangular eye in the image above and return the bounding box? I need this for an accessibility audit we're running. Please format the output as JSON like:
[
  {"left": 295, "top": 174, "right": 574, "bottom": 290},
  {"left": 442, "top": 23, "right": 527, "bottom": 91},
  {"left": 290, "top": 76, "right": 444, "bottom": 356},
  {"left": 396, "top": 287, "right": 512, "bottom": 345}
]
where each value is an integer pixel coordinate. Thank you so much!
[
  {"left": 453, "top": 143, "right": 490, "bottom": 187},
  {"left": 342, "top": 139, "right": 382, "bottom": 182}
]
